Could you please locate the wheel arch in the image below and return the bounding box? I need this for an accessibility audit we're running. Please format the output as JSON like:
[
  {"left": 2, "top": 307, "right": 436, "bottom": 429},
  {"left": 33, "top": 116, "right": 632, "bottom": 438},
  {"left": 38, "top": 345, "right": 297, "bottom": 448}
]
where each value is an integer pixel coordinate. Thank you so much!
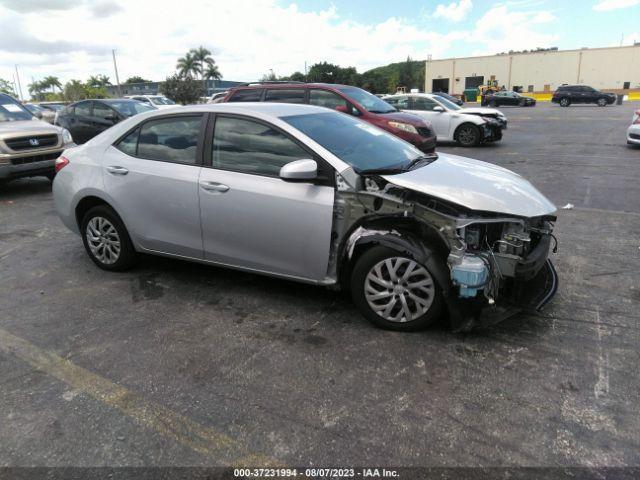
[
  {"left": 74, "top": 193, "right": 128, "bottom": 233},
  {"left": 454, "top": 121, "right": 481, "bottom": 142}
]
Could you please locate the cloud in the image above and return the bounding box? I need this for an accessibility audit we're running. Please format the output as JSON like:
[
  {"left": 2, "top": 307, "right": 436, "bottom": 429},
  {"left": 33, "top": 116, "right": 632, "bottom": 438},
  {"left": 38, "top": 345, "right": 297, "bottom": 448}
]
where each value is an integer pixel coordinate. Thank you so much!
[
  {"left": 470, "top": 6, "right": 558, "bottom": 56},
  {"left": 432, "top": 0, "right": 473, "bottom": 21},
  {"left": 0, "top": 0, "right": 77, "bottom": 12},
  {"left": 89, "top": 0, "right": 123, "bottom": 18},
  {"left": 593, "top": 0, "right": 639, "bottom": 10}
]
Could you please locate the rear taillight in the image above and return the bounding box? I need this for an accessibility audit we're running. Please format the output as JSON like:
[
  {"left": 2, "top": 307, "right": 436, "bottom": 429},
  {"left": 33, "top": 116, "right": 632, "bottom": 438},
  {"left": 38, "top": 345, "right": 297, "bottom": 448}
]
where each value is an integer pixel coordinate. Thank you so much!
[{"left": 55, "top": 156, "right": 69, "bottom": 173}]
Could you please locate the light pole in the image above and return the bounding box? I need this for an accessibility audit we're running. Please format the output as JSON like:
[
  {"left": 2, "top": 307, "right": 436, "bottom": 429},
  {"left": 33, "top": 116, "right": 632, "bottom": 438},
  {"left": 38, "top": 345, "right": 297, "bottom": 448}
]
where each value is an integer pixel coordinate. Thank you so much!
[
  {"left": 112, "top": 49, "right": 122, "bottom": 97},
  {"left": 14, "top": 65, "right": 23, "bottom": 101}
]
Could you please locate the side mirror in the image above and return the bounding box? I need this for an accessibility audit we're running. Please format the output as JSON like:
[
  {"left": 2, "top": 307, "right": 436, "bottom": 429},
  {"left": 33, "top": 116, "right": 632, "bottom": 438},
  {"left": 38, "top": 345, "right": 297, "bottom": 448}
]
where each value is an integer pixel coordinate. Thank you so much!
[
  {"left": 34, "top": 111, "right": 43, "bottom": 119},
  {"left": 433, "top": 106, "right": 445, "bottom": 112},
  {"left": 279, "top": 159, "right": 318, "bottom": 182}
]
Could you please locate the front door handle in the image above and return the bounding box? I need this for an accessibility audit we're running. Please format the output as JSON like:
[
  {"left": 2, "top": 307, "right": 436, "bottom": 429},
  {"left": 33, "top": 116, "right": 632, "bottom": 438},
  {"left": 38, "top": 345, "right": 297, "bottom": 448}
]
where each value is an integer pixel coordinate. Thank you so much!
[
  {"left": 106, "top": 166, "right": 129, "bottom": 175},
  {"left": 200, "top": 181, "right": 229, "bottom": 193}
]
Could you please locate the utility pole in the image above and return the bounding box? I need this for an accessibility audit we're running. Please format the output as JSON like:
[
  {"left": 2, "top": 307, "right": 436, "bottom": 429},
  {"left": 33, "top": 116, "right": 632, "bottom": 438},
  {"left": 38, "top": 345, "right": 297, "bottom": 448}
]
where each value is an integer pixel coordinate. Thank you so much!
[
  {"left": 112, "top": 49, "right": 122, "bottom": 97},
  {"left": 14, "top": 65, "right": 23, "bottom": 101}
]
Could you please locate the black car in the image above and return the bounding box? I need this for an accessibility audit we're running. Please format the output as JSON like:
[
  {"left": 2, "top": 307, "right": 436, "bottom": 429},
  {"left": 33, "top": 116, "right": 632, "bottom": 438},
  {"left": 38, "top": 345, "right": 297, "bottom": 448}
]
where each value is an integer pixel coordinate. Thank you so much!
[
  {"left": 482, "top": 91, "right": 536, "bottom": 107},
  {"left": 551, "top": 85, "right": 616, "bottom": 107},
  {"left": 431, "top": 91, "right": 463, "bottom": 106},
  {"left": 56, "top": 99, "right": 155, "bottom": 144}
]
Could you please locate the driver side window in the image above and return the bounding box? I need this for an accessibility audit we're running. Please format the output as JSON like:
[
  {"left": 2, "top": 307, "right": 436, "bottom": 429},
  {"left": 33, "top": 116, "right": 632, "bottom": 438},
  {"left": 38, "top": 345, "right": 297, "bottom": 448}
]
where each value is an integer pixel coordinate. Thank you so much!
[
  {"left": 385, "top": 96, "right": 409, "bottom": 109},
  {"left": 212, "top": 116, "right": 309, "bottom": 177},
  {"left": 411, "top": 97, "right": 438, "bottom": 111}
]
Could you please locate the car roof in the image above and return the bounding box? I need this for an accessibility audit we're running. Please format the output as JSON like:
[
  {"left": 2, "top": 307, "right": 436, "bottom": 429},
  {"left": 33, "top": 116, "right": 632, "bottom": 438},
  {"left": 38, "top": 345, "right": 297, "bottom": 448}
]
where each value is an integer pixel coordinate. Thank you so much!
[
  {"left": 231, "top": 82, "right": 352, "bottom": 91},
  {"left": 155, "top": 102, "right": 333, "bottom": 118}
]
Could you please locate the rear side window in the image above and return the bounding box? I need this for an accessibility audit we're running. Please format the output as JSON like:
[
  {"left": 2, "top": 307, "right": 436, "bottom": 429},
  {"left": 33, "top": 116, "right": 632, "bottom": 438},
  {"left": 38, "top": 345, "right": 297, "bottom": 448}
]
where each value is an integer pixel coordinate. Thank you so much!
[
  {"left": 264, "top": 89, "right": 305, "bottom": 104},
  {"left": 228, "top": 89, "right": 262, "bottom": 102},
  {"left": 135, "top": 116, "right": 202, "bottom": 164},
  {"left": 115, "top": 128, "right": 139, "bottom": 156},
  {"left": 212, "top": 116, "right": 308, "bottom": 176},
  {"left": 385, "top": 96, "right": 409, "bottom": 109},
  {"left": 412, "top": 97, "right": 439, "bottom": 111}
]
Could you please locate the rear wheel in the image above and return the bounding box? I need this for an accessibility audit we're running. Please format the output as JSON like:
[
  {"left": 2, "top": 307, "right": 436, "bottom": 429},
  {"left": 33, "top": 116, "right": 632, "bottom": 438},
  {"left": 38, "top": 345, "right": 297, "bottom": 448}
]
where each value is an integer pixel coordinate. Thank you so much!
[
  {"left": 81, "top": 205, "right": 136, "bottom": 271},
  {"left": 559, "top": 97, "right": 570, "bottom": 107},
  {"left": 456, "top": 123, "right": 481, "bottom": 147},
  {"left": 597, "top": 97, "right": 607, "bottom": 107},
  {"left": 351, "top": 246, "right": 443, "bottom": 331}
]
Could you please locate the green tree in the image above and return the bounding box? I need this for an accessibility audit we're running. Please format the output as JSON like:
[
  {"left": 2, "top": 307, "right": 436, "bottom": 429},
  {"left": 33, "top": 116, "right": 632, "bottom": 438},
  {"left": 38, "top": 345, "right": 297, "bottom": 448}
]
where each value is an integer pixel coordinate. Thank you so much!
[
  {"left": 124, "top": 76, "right": 151, "bottom": 84},
  {"left": 399, "top": 56, "right": 414, "bottom": 90},
  {"left": 286, "top": 71, "right": 306, "bottom": 82},
  {"left": 0, "top": 78, "right": 14, "bottom": 95},
  {"left": 87, "top": 75, "right": 111, "bottom": 88},
  {"left": 160, "top": 74, "right": 203, "bottom": 105},
  {"left": 260, "top": 70, "right": 277, "bottom": 82},
  {"left": 176, "top": 52, "right": 201, "bottom": 78}
]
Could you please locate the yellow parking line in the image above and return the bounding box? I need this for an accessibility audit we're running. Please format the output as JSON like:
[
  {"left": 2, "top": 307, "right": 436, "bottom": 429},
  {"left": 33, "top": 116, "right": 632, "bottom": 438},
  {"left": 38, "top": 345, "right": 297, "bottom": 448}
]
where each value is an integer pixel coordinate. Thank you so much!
[{"left": 0, "top": 327, "right": 278, "bottom": 467}]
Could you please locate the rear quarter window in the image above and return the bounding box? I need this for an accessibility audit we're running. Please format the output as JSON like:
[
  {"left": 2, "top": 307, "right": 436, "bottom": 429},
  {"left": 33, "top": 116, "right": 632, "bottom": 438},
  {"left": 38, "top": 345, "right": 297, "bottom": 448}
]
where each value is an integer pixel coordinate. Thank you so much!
[
  {"left": 264, "top": 89, "right": 305, "bottom": 104},
  {"left": 228, "top": 89, "right": 262, "bottom": 102}
]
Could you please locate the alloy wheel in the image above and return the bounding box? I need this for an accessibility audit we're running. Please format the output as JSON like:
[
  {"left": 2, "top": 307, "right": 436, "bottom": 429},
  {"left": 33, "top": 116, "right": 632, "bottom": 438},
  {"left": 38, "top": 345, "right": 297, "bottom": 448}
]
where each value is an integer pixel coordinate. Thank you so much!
[
  {"left": 364, "top": 257, "right": 435, "bottom": 323},
  {"left": 458, "top": 126, "right": 477, "bottom": 146},
  {"left": 86, "top": 216, "right": 121, "bottom": 265}
]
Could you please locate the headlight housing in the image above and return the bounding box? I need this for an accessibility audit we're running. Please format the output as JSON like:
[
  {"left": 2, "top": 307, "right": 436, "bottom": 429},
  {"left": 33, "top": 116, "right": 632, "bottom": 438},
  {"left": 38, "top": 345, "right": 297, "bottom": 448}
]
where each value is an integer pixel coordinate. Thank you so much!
[
  {"left": 388, "top": 121, "right": 418, "bottom": 135},
  {"left": 61, "top": 128, "right": 73, "bottom": 144}
]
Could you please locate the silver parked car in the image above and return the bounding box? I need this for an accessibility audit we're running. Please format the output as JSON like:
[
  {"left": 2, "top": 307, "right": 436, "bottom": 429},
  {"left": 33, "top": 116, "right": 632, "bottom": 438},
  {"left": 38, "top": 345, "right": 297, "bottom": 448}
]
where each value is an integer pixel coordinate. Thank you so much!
[{"left": 53, "top": 103, "right": 558, "bottom": 331}]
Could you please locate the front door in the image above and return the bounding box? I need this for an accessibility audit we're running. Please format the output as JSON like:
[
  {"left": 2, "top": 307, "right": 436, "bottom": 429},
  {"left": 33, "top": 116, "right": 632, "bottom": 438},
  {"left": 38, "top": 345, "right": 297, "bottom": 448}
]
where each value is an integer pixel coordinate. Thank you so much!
[
  {"left": 409, "top": 96, "right": 451, "bottom": 140},
  {"left": 69, "top": 101, "right": 93, "bottom": 144},
  {"left": 102, "top": 114, "right": 204, "bottom": 258},
  {"left": 198, "top": 114, "right": 335, "bottom": 281},
  {"left": 90, "top": 101, "right": 121, "bottom": 137}
]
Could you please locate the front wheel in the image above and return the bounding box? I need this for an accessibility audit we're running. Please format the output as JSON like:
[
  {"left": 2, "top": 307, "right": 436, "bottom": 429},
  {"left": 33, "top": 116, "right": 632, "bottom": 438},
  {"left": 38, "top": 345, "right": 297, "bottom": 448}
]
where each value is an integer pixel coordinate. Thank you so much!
[
  {"left": 559, "top": 98, "right": 570, "bottom": 107},
  {"left": 351, "top": 246, "right": 443, "bottom": 331},
  {"left": 81, "top": 205, "right": 137, "bottom": 271},
  {"left": 456, "top": 123, "right": 481, "bottom": 147},
  {"left": 597, "top": 98, "right": 607, "bottom": 107}
]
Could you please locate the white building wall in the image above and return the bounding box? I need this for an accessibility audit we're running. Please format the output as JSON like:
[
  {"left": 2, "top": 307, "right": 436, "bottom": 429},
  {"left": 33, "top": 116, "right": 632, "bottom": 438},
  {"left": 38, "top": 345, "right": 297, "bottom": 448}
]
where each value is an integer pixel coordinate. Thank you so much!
[{"left": 425, "top": 45, "right": 640, "bottom": 94}]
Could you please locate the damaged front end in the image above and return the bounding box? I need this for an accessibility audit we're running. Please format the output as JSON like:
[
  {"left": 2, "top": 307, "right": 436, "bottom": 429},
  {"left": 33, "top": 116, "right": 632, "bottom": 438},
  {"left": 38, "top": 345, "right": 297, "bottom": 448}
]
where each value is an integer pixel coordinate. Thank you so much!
[{"left": 331, "top": 158, "right": 558, "bottom": 331}]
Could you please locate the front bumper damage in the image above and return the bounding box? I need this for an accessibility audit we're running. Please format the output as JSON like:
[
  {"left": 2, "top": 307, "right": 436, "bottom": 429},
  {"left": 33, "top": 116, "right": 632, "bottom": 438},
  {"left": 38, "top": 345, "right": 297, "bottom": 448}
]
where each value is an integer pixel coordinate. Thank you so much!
[{"left": 331, "top": 170, "right": 558, "bottom": 331}]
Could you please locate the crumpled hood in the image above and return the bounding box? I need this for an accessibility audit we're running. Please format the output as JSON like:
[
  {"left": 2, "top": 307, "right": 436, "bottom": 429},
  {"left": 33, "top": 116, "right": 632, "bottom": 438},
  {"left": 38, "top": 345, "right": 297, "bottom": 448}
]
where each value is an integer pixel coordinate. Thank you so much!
[
  {"left": 0, "top": 119, "right": 61, "bottom": 135},
  {"left": 382, "top": 153, "right": 557, "bottom": 218},
  {"left": 458, "top": 107, "right": 505, "bottom": 117}
]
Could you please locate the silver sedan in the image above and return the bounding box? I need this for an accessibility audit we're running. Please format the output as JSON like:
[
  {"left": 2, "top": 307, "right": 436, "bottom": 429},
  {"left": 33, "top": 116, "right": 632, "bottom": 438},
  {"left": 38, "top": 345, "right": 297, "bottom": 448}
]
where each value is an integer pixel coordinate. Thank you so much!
[{"left": 53, "top": 103, "right": 558, "bottom": 331}]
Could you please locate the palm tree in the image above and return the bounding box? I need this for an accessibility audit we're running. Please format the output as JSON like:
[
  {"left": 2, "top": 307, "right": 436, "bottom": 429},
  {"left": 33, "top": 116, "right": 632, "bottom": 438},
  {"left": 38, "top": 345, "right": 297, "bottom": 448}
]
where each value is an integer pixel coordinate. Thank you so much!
[
  {"left": 176, "top": 52, "right": 201, "bottom": 78},
  {"left": 87, "top": 74, "right": 111, "bottom": 88},
  {"left": 190, "top": 46, "right": 216, "bottom": 94},
  {"left": 42, "top": 75, "right": 62, "bottom": 94},
  {"left": 203, "top": 62, "right": 222, "bottom": 94}
]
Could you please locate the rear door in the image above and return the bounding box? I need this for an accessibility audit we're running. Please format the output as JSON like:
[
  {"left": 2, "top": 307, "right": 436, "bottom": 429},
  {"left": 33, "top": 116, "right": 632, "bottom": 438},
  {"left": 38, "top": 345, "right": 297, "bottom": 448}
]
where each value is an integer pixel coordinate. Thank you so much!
[
  {"left": 67, "top": 101, "right": 93, "bottom": 144},
  {"left": 90, "top": 101, "right": 121, "bottom": 137},
  {"left": 198, "top": 114, "right": 335, "bottom": 281},
  {"left": 102, "top": 114, "right": 205, "bottom": 258},
  {"left": 263, "top": 89, "right": 306, "bottom": 104}
]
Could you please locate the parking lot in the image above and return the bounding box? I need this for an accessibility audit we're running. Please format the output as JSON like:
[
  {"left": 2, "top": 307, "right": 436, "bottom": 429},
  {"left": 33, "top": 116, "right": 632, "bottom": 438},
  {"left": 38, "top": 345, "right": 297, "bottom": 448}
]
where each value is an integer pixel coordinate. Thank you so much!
[{"left": 1, "top": 102, "right": 639, "bottom": 469}]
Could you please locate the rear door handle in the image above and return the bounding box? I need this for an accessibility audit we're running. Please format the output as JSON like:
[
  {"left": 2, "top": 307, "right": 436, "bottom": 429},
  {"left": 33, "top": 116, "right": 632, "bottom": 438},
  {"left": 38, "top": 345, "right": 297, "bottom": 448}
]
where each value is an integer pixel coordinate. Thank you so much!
[
  {"left": 106, "top": 166, "right": 129, "bottom": 175},
  {"left": 200, "top": 181, "right": 229, "bottom": 193}
]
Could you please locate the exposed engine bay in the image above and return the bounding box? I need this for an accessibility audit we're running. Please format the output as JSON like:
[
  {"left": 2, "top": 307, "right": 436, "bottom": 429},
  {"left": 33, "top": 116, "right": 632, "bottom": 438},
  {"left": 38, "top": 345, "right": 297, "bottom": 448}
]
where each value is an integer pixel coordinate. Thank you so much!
[{"left": 330, "top": 165, "right": 558, "bottom": 331}]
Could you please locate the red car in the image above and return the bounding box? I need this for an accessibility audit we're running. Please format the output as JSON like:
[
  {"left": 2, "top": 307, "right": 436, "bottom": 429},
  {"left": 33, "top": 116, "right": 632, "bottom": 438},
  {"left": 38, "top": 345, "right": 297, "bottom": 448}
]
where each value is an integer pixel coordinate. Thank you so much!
[{"left": 222, "top": 83, "right": 437, "bottom": 153}]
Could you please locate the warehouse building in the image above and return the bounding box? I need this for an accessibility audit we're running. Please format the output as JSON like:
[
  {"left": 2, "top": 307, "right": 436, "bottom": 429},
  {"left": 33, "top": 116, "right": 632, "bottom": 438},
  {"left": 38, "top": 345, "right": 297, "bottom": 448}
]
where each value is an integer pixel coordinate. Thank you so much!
[
  {"left": 425, "top": 44, "right": 640, "bottom": 96},
  {"left": 106, "top": 79, "right": 244, "bottom": 97}
]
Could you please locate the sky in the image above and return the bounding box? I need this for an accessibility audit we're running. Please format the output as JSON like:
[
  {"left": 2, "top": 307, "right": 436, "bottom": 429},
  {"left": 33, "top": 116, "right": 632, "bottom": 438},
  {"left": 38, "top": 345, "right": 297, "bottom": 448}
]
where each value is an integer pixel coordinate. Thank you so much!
[{"left": 1, "top": 0, "right": 639, "bottom": 93}]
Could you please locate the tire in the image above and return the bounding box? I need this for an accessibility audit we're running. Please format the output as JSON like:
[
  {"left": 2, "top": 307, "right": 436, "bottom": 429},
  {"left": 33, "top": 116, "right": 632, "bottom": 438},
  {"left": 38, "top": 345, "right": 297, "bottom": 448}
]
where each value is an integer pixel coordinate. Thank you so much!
[
  {"left": 81, "top": 205, "right": 136, "bottom": 271},
  {"left": 559, "top": 97, "right": 570, "bottom": 107},
  {"left": 455, "top": 123, "right": 481, "bottom": 147},
  {"left": 519, "top": 99, "right": 525, "bottom": 107},
  {"left": 597, "top": 97, "right": 607, "bottom": 107},
  {"left": 46, "top": 172, "right": 56, "bottom": 183},
  {"left": 351, "top": 246, "right": 443, "bottom": 331}
]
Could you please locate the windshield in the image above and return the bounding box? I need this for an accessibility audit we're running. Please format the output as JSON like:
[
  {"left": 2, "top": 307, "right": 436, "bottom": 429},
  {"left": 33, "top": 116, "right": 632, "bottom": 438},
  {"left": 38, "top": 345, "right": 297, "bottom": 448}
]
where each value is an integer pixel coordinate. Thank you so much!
[
  {"left": 283, "top": 111, "right": 424, "bottom": 173},
  {"left": 42, "top": 104, "right": 64, "bottom": 111},
  {"left": 108, "top": 100, "right": 155, "bottom": 116},
  {"left": 335, "top": 86, "right": 396, "bottom": 114},
  {"left": 150, "top": 96, "right": 175, "bottom": 105},
  {"left": 435, "top": 96, "right": 461, "bottom": 111},
  {"left": 25, "top": 104, "right": 44, "bottom": 113},
  {"left": 0, "top": 96, "right": 33, "bottom": 122}
]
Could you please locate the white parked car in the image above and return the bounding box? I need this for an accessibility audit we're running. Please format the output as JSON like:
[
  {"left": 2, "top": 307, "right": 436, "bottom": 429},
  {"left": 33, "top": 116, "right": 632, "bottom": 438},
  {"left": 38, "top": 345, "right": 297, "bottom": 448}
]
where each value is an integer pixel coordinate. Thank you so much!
[
  {"left": 383, "top": 93, "right": 507, "bottom": 147},
  {"left": 627, "top": 109, "right": 640, "bottom": 146},
  {"left": 126, "top": 95, "right": 178, "bottom": 110}
]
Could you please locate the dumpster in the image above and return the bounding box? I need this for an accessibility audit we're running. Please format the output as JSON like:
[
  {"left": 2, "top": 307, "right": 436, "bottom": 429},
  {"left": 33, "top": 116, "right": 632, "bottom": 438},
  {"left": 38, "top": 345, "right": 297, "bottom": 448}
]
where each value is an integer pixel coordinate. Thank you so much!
[
  {"left": 616, "top": 94, "right": 623, "bottom": 105},
  {"left": 463, "top": 88, "right": 479, "bottom": 103}
]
